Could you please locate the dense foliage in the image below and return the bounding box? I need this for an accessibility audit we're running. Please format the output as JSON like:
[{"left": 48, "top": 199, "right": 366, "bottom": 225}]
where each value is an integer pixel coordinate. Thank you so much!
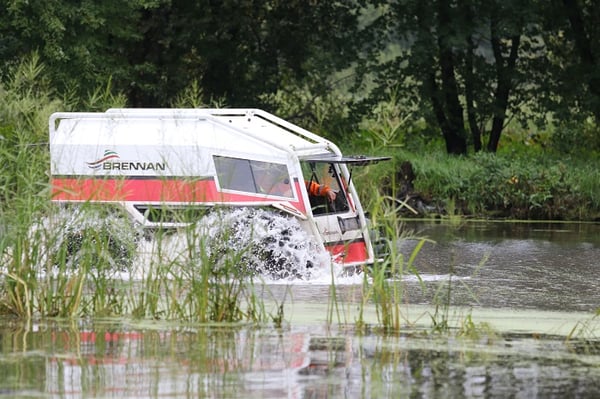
[
  {"left": 1, "top": 0, "right": 599, "bottom": 154},
  {"left": 0, "top": 1, "right": 358, "bottom": 112},
  {"left": 350, "top": 139, "right": 600, "bottom": 221}
]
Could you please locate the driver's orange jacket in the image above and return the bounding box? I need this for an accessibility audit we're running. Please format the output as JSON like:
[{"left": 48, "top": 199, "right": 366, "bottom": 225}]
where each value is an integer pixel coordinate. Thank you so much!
[{"left": 306, "top": 181, "right": 331, "bottom": 197}]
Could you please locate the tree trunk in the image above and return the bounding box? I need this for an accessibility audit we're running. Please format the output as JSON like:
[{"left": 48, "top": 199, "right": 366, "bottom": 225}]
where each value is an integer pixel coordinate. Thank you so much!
[
  {"left": 436, "top": 0, "right": 468, "bottom": 155},
  {"left": 487, "top": 15, "right": 521, "bottom": 152},
  {"left": 462, "top": 1, "right": 482, "bottom": 152},
  {"left": 427, "top": 72, "right": 468, "bottom": 155}
]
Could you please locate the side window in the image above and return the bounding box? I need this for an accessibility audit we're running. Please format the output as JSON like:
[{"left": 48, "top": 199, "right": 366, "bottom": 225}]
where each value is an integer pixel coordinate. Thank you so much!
[
  {"left": 213, "top": 156, "right": 256, "bottom": 193},
  {"left": 252, "top": 161, "right": 293, "bottom": 197},
  {"left": 213, "top": 156, "right": 293, "bottom": 198}
]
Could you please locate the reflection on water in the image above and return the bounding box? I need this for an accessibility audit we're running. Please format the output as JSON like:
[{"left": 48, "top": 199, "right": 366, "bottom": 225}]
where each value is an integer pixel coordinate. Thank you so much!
[{"left": 1, "top": 320, "right": 600, "bottom": 398}]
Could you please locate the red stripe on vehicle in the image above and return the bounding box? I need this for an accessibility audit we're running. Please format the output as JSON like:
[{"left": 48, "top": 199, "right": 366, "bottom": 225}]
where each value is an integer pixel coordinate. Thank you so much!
[
  {"left": 325, "top": 240, "right": 369, "bottom": 264},
  {"left": 51, "top": 177, "right": 308, "bottom": 213},
  {"left": 51, "top": 178, "right": 220, "bottom": 202}
]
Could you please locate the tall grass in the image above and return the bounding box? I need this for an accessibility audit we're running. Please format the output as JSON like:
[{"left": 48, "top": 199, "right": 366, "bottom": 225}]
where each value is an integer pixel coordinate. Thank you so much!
[
  {"left": 353, "top": 172, "right": 496, "bottom": 337},
  {"left": 355, "top": 192, "right": 431, "bottom": 333},
  {"left": 565, "top": 308, "right": 600, "bottom": 354},
  {"left": 1, "top": 202, "right": 285, "bottom": 323},
  {"left": 143, "top": 222, "right": 267, "bottom": 323}
]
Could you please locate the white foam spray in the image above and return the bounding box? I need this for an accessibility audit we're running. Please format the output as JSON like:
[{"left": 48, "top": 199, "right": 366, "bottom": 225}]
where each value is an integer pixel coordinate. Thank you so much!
[
  {"left": 16, "top": 206, "right": 364, "bottom": 284},
  {"left": 131, "top": 208, "right": 362, "bottom": 283}
]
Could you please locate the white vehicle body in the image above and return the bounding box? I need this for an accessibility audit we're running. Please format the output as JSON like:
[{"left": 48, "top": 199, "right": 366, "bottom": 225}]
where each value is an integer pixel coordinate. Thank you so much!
[{"left": 49, "top": 108, "right": 389, "bottom": 268}]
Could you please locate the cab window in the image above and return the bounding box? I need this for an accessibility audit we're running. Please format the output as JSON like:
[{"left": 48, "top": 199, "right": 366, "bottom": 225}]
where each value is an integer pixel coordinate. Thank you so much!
[{"left": 301, "top": 161, "right": 349, "bottom": 214}]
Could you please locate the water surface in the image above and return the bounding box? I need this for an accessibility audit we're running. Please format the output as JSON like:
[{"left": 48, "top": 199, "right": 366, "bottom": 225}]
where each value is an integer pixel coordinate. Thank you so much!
[
  {"left": 1, "top": 220, "right": 599, "bottom": 398},
  {"left": 399, "top": 221, "right": 600, "bottom": 312}
]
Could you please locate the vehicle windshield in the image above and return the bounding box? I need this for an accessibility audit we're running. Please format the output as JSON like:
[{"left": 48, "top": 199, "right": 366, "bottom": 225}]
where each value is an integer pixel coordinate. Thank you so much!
[{"left": 301, "top": 161, "right": 349, "bottom": 215}]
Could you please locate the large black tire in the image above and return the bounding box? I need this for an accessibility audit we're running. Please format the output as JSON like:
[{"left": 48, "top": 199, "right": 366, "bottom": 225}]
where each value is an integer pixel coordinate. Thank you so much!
[{"left": 41, "top": 205, "right": 141, "bottom": 272}]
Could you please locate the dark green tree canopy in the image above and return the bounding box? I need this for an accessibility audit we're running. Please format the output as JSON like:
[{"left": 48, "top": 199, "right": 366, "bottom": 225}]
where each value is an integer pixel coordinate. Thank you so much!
[
  {"left": 0, "top": 0, "right": 598, "bottom": 153},
  {"left": 541, "top": 0, "right": 600, "bottom": 122},
  {"left": 0, "top": 0, "right": 359, "bottom": 109},
  {"left": 355, "top": 0, "right": 549, "bottom": 154}
]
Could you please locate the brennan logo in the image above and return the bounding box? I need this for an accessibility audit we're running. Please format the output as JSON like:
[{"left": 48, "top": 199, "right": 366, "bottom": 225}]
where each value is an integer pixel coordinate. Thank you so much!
[{"left": 87, "top": 149, "right": 166, "bottom": 171}]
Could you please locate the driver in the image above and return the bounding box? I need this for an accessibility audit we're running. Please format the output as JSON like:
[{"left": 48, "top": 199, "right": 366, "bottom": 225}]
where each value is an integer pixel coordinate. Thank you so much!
[{"left": 306, "top": 181, "right": 336, "bottom": 202}]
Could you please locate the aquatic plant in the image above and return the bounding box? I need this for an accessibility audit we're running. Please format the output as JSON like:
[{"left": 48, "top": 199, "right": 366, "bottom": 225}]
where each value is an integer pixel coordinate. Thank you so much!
[
  {"left": 427, "top": 248, "right": 490, "bottom": 337},
  {"left": 352, "top": 148, "right": 600, "bottom": 221},
  {"left": 565, "top": 308, "right": 600, "bottom": 355},
  {"left": 355, "top": 193, "right": 430, "bottom": 333},
  {"left": 136, "top": 207, "right": 325, "bottom": 322}
]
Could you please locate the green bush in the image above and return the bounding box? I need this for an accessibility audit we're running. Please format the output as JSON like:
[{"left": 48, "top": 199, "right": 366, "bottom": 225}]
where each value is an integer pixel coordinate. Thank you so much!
[
  {"left": 550, "top": 120, "right": 600, "bottom": 157},
  {"left": 355, "top": 149, "right": 600, "bottom": 221}
]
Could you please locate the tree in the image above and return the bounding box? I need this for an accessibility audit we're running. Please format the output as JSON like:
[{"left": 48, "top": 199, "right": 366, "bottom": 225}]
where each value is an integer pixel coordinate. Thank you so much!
[
  {"left": 562, "top": 0, "right": 600, "bottom": 121},
  {"left": 0, "top": 0, "right": 360, "bottom": 113},
  {"left": 0, "top": 0, "right": 153, "bottom": 100},
  {"left": 359, "top": 0, "right": 543, "bottom": 154},
  {"left": 125, "top": 0, "right": 360, "bottom": 108},
  {"left": 538, "top": 0, "right": 600, "bottom": 123}
]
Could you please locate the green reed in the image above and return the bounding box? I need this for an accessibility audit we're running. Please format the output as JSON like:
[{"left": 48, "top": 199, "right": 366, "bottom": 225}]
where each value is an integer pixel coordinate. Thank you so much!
[
  {"left": 565, "top": 308, "right": 600, "bottom": 354},
  {"left": 0, "top": 201, "right": 283, "bottom": 324},
  {"left": 152, "top": 222, "right": 254, "bottom": 322},
  {"left": 0, "top": 56, "right": 353, "bottom": 327},
  {"left": 355, "top": 193, "right": 430, "bottom": 333},
  {"left": 0, "top": 86, "right": 284, "bottom": 323}
]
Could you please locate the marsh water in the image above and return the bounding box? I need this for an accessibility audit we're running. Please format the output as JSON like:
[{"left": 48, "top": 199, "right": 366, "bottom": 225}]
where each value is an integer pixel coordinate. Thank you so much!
[{"left": 2, "top": 221, "right": 600, "bottom": 398}]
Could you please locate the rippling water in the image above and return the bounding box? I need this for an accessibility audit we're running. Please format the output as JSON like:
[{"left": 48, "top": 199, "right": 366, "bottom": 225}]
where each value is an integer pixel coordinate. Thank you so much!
[
  {"left": 397, "top": 221, "right": 600, "bottom": 312},
  {"left": 1, "top": 317, "right": 599, "bottom": 398}
]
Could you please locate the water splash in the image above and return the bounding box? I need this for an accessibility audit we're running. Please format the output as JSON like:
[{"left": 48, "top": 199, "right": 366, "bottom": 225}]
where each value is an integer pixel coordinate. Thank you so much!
[
  {"left": 133, "top": 207, "right": 348, "bottom": 282},
  {"left": 23, "top": 206, "right": 365, "bottom": 283},
  {"left": 23, "top": 206, "right": 140, "bottom": 276}
]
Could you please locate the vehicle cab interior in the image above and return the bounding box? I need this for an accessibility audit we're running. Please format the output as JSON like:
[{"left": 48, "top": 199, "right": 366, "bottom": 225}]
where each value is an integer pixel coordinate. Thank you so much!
[{"left": 302, "top": 161, "right": 349, "bottom": 215}]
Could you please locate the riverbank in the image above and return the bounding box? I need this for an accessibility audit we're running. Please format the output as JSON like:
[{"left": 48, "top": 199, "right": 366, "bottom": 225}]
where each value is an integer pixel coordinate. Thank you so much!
[{"left": 356, "top": 149, "right": 600, "bottom": 222}]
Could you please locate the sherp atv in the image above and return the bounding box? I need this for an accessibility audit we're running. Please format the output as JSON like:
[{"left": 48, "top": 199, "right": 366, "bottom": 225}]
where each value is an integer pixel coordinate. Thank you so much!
[{"left": 49, "top": 108, "right": 389, "bottom": 276}]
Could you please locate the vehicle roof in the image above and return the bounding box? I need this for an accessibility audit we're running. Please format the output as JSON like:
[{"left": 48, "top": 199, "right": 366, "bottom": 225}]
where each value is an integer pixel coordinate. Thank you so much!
[{"left": 50, "top": 108, "right": 342, "bottom": 159}]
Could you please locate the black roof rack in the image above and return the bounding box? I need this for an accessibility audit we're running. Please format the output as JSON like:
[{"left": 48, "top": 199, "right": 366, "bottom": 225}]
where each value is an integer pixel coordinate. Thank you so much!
[{"left": 300, "top": 154, "right": 391, "bottom": 166}]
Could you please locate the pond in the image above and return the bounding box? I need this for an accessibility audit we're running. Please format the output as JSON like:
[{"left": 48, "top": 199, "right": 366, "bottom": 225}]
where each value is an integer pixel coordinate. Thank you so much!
[
  {"left": 401, "top": 220, "right": 600, "bottom": 312},
  {"left": 1, "top": 221, "right": 599, "bottom": 398}
]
